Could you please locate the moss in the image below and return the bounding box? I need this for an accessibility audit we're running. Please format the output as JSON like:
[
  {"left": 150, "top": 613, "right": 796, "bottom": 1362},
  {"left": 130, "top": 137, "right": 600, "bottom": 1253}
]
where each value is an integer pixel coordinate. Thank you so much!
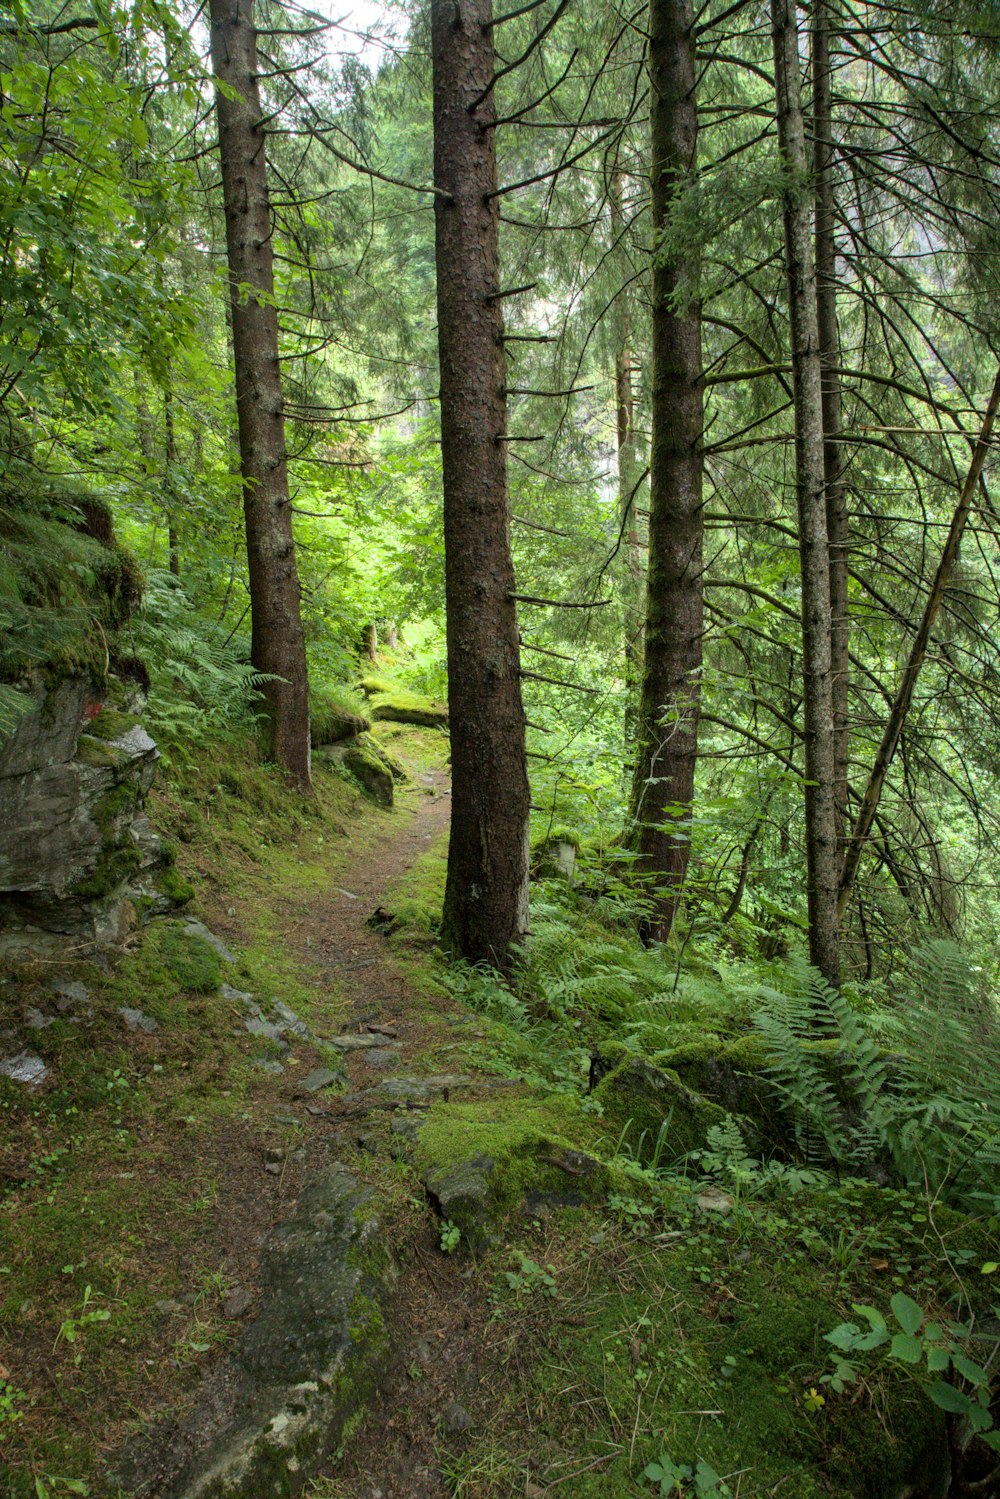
[
  {"left": 158, "top": 924, "right": 223, "bottom": 993},
  {"left": 413, "top": 1095, "right": 609, "bottom": 1242},
  {"left": 85, "top": 706, "right": 140, "bottom": 743},
  {"left": 154, "top": 865, "right": 195, "bottom": 908},
  {"left": 311, "top": 684, "right": 371, "bottom": 747},
  {"left": 533, "top": 825, "right": 582, "bottom": 854},
  {"left": 358, "top": 676, "right": 449, "bottom": 730},
  {"left": 76, "top": 733, "right": 127, "bottom": 770},
  {"left": 593, "top": 1056, "right": 728, "bottom": 1163},
  {"left": 653, "top": 1035, "right": 787, "bottom": 1148},
  {"left": 71, "top": 843, "right": 143, "bottom": 901},
  {"left": 340, "top": 738, "right": 395, "bottom": 807}
]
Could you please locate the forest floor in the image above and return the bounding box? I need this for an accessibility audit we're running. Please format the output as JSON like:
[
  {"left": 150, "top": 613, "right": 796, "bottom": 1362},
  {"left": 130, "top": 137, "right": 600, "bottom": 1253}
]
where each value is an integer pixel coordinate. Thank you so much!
[
  {"left": 1, "top": 725, "right": 993, "bottom": 1498},
  {"left": 0, "top": 724, "right": 495, "bottom": 1496}
]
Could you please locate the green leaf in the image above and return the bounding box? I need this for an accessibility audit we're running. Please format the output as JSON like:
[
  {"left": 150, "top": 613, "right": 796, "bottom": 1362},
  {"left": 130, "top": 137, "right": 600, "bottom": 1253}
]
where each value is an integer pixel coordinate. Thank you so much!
[
  {"left": 851, "top": 1303, "right": 887, "bottom": 1331},
  {"left": 951, "top": 1353, "right": 988, "bottom": 1387},
  {"left": 928, "top": 1380, "right": 975, "bottom": 1414},
  {"left": 824, "top": 1322, "right": 861, "bottom": 1350},
  {"left": 890, "top": 1292, "right": 923, "bottom": 1335},
  {"left": 926, "top": 1346, "right": 950, "bottom": 1373},
  {"left": 982, "top": 1262, "right": 999, "bottom": 1275},
  {"left": 890, "top": 1332, "right": 923, "bottom": 1364}
]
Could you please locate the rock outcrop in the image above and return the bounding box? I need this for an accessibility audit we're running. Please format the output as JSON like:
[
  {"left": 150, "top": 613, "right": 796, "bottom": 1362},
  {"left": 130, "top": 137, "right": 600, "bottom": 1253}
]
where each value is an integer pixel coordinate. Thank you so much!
[{"left": 0, "top": 673, "right": 172, "bottom": 944}]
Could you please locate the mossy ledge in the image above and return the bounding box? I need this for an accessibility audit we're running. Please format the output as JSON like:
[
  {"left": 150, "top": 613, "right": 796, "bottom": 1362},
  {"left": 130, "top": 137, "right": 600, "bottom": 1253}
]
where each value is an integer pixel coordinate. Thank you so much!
[{"left": 109, "top": 1167, "right": 397, "bottom": 1499}]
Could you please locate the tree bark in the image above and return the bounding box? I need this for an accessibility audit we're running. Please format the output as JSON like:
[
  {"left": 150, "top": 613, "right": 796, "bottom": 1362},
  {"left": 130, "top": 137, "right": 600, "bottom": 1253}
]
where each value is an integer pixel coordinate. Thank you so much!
[
  {"left": 433, "top": 0, "right": 531, "bottom": 973},
  {"left": 361, "top": 622, "right": 378, "bottom": 662},
  {"left": 628, "top": 0, "right": 704, "bottom": 945},
  {"left": 610, "top": 170, "right": 645, "bottom": 750},
  {"left": 812, "top": 0, "right": 849, "bottom": 863},
  {"left": 209, "top": 0, "right": 311, "bottom": 791},
  {"left": 838, "top": 367, "right": 1000, "bottom": 916},
  {"left": 772, "top": 0, "right": 839, "bottom": 983}
]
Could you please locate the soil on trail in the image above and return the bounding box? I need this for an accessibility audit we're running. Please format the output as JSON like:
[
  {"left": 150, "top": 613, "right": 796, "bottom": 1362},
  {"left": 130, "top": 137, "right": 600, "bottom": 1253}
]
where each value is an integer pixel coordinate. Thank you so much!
[
  {"left": 288, "top": 768, "right": 451, "bottom": 999},
  {"left": 246, "top": 766, "right": 498, "bottom": 1499}
]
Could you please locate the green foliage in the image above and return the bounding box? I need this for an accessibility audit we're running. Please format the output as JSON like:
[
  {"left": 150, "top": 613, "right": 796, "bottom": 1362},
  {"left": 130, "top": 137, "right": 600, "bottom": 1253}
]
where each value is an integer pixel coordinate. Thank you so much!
[
  {"left": 642, "top": 1455, "right": 731, "bottom": 1497},
  {"left": 438, "top": 1220, "right": 461, "bottom": 1254},
  {"left": 503, "top": 1251, "right": 557, "bottom": 1298},
  {"left": 822, "top": 1291, "right": 1000, "bottom": 1451},
  {"left": 54, "top": 1285, "right": 111, "bottom": 1366},
  {"left": 750, "top": 944, "right": 1000, "bottom": 1208},
  {"left": 0, "top": 1376, "right": 25, "bottom": 1427},
  {"left": 131, "top": 573, "right": 269, "bottom": 748}
]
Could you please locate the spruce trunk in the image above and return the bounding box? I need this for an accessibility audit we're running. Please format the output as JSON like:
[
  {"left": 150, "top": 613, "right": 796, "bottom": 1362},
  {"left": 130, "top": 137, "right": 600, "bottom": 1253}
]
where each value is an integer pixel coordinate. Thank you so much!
[
  {"left": 209, "top": 0, "right": 311, "bottom": 791},
  {"left": 610, "top": 171, "right": 645, "bottom": 749},
  {"left": 772, "top": 0, "right": 839, "bottom": 983},
  {"left": 628, "top": 0, "right": 704, "bottom": 945},
  {"left": 432, "top": 0, "right": 531, "bottom": 972},
  {"left": 812, "top": 2, "right": 849, "bottom": 862}
]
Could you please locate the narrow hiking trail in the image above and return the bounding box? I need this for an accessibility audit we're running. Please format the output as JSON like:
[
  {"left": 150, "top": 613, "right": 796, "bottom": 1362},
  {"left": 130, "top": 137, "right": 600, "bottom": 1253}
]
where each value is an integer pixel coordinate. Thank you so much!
[
  {"left": 1, "top": 732, "right": 507, "bottom": 1499},
  {"left": 175, "top": 748, "right": 504, "bottom": 1499}
]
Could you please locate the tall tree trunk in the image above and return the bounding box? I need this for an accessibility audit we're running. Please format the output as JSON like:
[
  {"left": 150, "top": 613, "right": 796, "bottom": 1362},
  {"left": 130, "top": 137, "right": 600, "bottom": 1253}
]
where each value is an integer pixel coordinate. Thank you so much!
[
  {"left": 164, "top": 381, "right": 181, "bottom": 579},
  {"left": 772, "top": 0, "right": 839, "bottom": 983},
  {"left": 628, "top": 0, "right": 704, "bottom": 945},
  {"left": 610, "top": 171, "right": 645, "bottom": 749},
  {"left": 432, "top": 0, "right": 531, "bottom": 973},
  {"left": 209, "top": 0, "right": 311, "bottom": 791},
  {"left": 838, "top": 367, "right": 1000, "bottom": 915},
  {"left": 812, "top": 0, "right": 849, "bottom": 864}
]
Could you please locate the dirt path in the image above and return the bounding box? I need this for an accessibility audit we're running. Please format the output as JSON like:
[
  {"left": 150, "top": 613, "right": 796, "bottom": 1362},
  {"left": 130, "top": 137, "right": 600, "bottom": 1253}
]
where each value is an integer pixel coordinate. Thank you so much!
[
  {"left": 267, "top": 767, "right": 495, "bottom": 1499},
  {"left": 290, "top": 767, "right": 451, "bottom": 996}
]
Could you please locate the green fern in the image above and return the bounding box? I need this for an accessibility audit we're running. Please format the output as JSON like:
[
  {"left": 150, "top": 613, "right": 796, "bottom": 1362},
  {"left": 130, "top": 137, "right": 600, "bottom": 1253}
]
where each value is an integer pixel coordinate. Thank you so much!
[
  {"left": 131, "top": 571, "right": 270, "bottom": 745},
  {"left": 751, "top": 944, "right": 1000, "bottom": 1208}
]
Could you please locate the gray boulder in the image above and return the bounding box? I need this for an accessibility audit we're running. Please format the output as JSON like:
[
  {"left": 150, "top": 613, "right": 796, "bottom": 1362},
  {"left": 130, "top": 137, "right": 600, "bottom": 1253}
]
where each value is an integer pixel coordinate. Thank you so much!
[{"left": 0, "top": 674, "right": 166, "bottom": 942}]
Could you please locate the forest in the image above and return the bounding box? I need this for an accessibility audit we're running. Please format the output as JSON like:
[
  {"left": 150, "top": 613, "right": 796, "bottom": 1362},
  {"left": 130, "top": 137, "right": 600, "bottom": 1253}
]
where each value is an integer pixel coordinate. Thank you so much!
[{"left": 1, "top": 0, "right": 999, "bottom": 1494}]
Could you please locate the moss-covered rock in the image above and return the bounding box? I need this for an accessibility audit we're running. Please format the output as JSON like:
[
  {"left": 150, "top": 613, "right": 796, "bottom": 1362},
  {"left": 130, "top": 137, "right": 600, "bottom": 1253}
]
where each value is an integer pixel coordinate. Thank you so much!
[
  {"left": 309, "top": 685, "right": 371, "bottom": 747},
  {"left": 359, "top": 676, "right": 449, "bottom": 730},
  {"left": 593, "top": 1056, "right": 729, "bottom": 1163},
  {"left": 317, "top": 733, "right": 405, "bottom": 808},
  {"left": 652, "top": 1035, "right": 788, "bottom": 1150},
  {"left": 406, "top": 1096, "right": 609, "bottom": 1249},
  {"left": 344, "top": 741, "right": 393, "bottom": 807},
  {"left": 158, "top": 924, "right": 222, "bottom": 993},
  {"left": 111, "top": 1167, "right": 397, "bottom": 1498},
  {"left": 0, "top": 675, "right": 164, "bottom": 942}
]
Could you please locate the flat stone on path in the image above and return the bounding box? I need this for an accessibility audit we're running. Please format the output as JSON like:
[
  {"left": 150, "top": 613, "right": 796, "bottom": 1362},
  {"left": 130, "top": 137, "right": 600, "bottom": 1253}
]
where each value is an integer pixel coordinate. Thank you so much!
[
  {"left": 271, "top": 1000, "right": 312, "bottom": 1040},
  {"left": 245, "top": 1015, "right": 285, "bottom": 1044},
  {"left": 362, "top": 1050, "right": 400, "bottom": 1072},
  {"left": 0, "top": 1051, "right": 48, "bottom": 1085},
  {"left": 300, "top": 1066, "right": 344, "bottom": 1094},
  {"left": 221, "top": 983, "right": 254, "bottom": 1004},
  {"left": 51, "top": 978, "right": 90, "bottom": 1009},
  {"left": 326, "top": 1034, "right": 401, "bottom": 1053},
  {"left": 370, "top": 1074, "right": 473, "bottom": 1104},
  {"left": 113, "top": 1167, "right": 395, "bottom": 1498},
  {"left": 119, "top": 1007, "right": 158, "bottom": 1033}
]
